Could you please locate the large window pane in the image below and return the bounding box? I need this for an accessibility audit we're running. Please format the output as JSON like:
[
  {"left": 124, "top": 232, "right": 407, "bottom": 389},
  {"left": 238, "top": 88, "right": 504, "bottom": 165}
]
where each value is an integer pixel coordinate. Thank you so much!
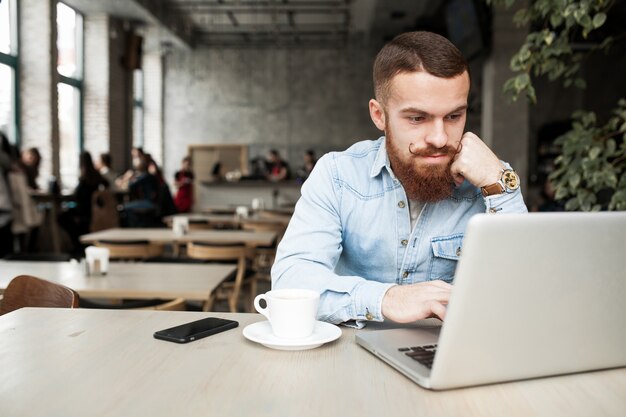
[
  {"left": 0, "top": 64, "right": 15, "bottom": 143},
  {"left": 58, "top": 83, "right": 80, "bottom": 190},
  {"left": 0, "top": 0, "right": 12, "bottom": 54},
  {"left": 57, "top": 2, "right": 82, "bottom": 78}
]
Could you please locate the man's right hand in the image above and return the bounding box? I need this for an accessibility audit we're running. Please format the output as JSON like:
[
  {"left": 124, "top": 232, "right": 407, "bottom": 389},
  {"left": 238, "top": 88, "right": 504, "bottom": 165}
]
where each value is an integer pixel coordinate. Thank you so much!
[{"left": 382, "top": 280, "right": 452, "bottom": 322}]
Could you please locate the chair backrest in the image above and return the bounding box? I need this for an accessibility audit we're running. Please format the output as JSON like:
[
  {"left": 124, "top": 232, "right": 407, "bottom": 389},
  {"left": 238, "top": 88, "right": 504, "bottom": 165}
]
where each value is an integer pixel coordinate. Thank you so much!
[
  {"left": 0, "top": 275, "right": 80, "bottom": 315},
  {"left": 3, "top": 252, "right": 72, "bottom": 262},
  {"left": 241, "top": 220, "right": 286, "bottom": 245},
  {"left": 95, "top": 240, "right": 164, "bottom": 260},
  {"left": 186, "top": 242, "right": 247, "bottom": 312},
  {"left": 90, "top": 189, "right": 120, "bottom": 232},
  {"left": 137, "top": 298, "right": 186, "bottom": 311}
]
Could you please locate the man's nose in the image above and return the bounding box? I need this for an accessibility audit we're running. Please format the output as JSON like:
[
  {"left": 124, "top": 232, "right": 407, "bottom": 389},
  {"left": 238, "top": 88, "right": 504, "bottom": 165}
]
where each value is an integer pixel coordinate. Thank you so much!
[{"left": 424, "top": 120, "right": 448, "bottom": 149}]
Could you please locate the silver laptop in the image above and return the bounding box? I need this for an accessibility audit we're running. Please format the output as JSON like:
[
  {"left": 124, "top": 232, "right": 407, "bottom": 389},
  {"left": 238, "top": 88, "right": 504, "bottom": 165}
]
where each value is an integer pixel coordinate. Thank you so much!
[{"left": 356, "top": 212, "right": 626, "bottom": 390}]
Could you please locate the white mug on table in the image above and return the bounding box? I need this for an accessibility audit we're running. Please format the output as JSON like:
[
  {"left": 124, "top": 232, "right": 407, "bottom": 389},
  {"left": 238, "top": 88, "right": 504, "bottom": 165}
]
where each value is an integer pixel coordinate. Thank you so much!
[
  {"left": 172, "top": 216, "right": 189, "bottom": 236},
  {"left": 85, "top": 246, "right": 110, "bottom": 276},
  {"left": 254, "top": 289, "right": 320, "bottom": 339}
]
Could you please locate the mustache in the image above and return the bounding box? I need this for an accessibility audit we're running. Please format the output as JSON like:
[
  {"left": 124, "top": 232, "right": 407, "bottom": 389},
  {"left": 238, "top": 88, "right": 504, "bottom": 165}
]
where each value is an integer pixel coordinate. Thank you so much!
[{"left": 408, "top": 141, "right": 462, "bottom": 157}]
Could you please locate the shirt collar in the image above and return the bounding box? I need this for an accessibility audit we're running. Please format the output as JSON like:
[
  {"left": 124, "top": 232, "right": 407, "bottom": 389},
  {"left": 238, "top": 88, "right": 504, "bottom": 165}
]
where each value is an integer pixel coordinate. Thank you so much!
[{"left": 370, "top": 136, "right": 394, "bottom": 179}]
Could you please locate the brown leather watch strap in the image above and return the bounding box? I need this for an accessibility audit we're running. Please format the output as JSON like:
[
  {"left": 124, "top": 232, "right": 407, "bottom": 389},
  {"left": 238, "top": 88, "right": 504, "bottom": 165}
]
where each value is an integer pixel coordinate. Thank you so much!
[{"left": 481, "top": 182, "right": 504, "bottom": 197}]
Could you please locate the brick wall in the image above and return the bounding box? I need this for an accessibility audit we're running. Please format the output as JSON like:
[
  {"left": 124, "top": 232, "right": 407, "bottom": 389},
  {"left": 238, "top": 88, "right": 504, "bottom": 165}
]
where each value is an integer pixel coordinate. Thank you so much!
[
  {"left": 83, "top": 14, "right": 110, "bottom": 158},
  {"left": 19, "top": 0, "right": 59, "bottom": 187},
  {"left": 163, "top": 45, "right": 379, "bottom": 183}
]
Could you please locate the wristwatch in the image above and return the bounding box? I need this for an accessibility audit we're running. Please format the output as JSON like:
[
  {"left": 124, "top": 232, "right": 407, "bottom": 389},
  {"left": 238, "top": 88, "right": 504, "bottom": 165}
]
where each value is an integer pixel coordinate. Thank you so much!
[{"left": 481, "top": 169, "right": 520, "bottom": 197}]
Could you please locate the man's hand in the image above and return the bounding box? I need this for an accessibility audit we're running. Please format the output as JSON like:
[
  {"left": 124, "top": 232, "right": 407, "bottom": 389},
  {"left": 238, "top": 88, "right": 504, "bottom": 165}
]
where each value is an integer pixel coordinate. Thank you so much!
[
  {"left": 382, "top": 280, "right": 452, "bottom": 322},
  {"left": 450, "top": 132, "right": 505, "bottom": 188}
]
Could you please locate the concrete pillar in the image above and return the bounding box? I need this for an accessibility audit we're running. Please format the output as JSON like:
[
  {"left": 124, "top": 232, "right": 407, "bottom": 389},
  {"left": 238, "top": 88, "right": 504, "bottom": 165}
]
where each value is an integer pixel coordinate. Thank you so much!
[
  {"left": 83, "top": 16, "right": 132, "bottom": 173},
  {"left": 143, "top": 51, "right": 164, "bottom": 165},
  {"left": 19, "top": 0, "right": 59, "bottom": 187},
  {"left": 481, "top": 3, "right": 529, "bottom": 190},
  {"left": 83, "top": 14, "right": 110, "bottom": 156}
]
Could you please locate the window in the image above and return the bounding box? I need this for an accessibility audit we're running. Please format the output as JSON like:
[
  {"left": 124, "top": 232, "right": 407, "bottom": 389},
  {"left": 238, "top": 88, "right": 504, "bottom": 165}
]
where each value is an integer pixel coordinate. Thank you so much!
[
  {"left": 0, "top": 0, "right": 18, "bottom": 144},
  {"left": 57, "top": 2, "right": 83, "bottom": 190},
  {"left": 133, "top": 68, "right": 144, "bottom": 148}
]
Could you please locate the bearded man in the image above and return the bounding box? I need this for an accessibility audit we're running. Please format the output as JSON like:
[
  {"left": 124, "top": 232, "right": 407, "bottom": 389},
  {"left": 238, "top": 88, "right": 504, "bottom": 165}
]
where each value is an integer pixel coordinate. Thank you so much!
[{"left": 272, "top": 31, "right": 527, "bottom": 327}]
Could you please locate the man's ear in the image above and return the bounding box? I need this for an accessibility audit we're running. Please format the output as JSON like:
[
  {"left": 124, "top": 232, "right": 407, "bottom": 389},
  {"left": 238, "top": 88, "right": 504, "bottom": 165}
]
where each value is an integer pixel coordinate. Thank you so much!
[{"left": 369, "top": 99, "right": 386, "bottom": 131}]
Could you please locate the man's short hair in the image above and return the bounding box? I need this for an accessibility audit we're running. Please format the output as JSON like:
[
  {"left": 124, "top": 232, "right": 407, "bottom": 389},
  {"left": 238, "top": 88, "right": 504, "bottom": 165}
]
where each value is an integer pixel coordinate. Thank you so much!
[{"left": 373, "top": 31, "right": 468, "bottom": 104}]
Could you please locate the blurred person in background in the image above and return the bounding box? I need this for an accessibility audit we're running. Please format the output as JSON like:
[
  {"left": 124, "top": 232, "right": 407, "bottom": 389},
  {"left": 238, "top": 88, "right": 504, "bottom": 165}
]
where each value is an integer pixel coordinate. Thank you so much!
[
  {"left": 146, "top": 154, "right": 176, "bottom": 218},
  {"left": 0, "top": 133, "right": 14, "bottom": 256},
  {"left": 95, "top": 152, "right": 119, "bottom": 191},
  {"left": 266, "top": 149, "right": 291, "bottom": 181},
  {"left": 296, "top": 149, "right": 317, "bottom": 182},
  {"left": 21, "top": 147, "right": 41, "bottom": 190},
  {"left": 174, "top": 156, "right": 194, "bottom": 213},
  {"left": 59, "top": 151, "right": 109, "bottom": 253}
]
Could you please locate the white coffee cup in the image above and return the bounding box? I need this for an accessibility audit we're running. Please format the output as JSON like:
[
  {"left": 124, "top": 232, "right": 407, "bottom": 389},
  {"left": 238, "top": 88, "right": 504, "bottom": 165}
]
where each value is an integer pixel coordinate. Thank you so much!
[
  {"left": 85, "top": 246, "right": 110, "bottom": 276},
  {"left": 254, "top": 289, "right": 320, "bottom": 339},
  {"left": 235, "top": 206, "right": 249, "bottom": 219},
  {"left": 172, "top": 216, "right": 189, "bottom": 236},
  {"left": 251, "top": 198, "right": 265, "bottom": 211}
]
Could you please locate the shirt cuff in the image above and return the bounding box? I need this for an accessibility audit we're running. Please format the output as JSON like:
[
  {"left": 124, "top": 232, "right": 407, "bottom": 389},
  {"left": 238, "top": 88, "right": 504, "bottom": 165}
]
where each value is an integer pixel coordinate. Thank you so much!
[{"left": 352, "top": 280, "right": 396, "bottom": 323}]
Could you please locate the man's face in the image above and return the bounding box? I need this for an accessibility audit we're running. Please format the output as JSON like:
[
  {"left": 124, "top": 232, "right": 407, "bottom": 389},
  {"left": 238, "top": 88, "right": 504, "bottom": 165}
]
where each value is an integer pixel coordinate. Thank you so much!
[{"left": 370, "top": 70, "right": 469, "bottom": 201}]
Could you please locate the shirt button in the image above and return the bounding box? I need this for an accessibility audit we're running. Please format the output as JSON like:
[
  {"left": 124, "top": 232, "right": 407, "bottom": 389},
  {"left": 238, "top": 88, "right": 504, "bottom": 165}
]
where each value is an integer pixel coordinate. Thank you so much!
[
  {"left": 456, "top": 247, "right": 461, "bottom": 256},
  {"left": 402, "top": 271, "right": 409, "bottom": 278},
  {"left": 489, "top": 208, "right": 497, "bottom": 214},
  {"left": 365, "top": 312, "right": 374, "bottom": 320},
  {"left": 401, "top": 239, "right": 408, "bottom": 246},
  {"left": 398, "top": 201, "right": 406, "bottom": 208}
]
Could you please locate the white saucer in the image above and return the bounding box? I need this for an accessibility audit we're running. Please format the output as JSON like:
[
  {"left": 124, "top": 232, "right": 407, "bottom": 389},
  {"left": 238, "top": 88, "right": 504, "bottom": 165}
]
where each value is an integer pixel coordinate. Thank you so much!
[{"left": 243, "top": 320, "right": 342, "bottom": 351}]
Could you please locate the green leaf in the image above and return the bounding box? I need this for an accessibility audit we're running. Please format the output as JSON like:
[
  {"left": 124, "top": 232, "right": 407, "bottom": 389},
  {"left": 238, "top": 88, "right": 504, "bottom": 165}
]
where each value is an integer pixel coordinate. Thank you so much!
[
  {"left": 592, "top": 13, "right": 607, "bottom": 28},
  {"left": 555, "top": 185, "right": 570, "bottom": 200},
  {"left": 565, "top": 197, "right": 580, "bottom": 211},
  {"left": 589, "top": 147, "right": 601, "bottom": 159},
  {"left": 569, "top": 173, "right": 581, "bottom": 188}
]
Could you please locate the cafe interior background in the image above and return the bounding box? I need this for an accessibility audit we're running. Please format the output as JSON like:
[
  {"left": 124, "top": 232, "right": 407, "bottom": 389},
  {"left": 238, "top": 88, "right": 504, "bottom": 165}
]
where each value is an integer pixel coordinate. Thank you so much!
[{"left": 0, "top": 0, "right": 625, "bottom": 258}]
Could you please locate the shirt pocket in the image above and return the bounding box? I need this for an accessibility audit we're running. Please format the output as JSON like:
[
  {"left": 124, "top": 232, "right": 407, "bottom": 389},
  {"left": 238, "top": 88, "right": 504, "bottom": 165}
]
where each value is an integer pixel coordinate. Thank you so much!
[{"left": 428, "top": 233, "right": 464, "bottom": 283}]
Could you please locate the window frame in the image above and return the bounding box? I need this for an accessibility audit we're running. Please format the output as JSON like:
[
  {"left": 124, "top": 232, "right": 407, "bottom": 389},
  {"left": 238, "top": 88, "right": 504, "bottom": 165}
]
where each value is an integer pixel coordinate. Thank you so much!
[
  {"left": 0, "top": 0, "right": 20, "bottom": 145},
  {"left": 56, "top": 1, "right": 84, "bottom": 189}
]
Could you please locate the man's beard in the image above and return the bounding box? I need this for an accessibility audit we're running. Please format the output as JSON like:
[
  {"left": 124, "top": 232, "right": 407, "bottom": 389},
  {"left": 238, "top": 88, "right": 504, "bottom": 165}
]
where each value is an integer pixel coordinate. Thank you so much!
[{"left": 386, "top": 133, "right": 457, "bottom": 202}]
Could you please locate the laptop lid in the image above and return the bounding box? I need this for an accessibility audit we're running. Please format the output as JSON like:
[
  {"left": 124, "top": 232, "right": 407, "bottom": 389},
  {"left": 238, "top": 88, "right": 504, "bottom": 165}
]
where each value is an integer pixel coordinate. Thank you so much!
[{"left": 356, "top": 212, "right": 626, "bottom": 390}]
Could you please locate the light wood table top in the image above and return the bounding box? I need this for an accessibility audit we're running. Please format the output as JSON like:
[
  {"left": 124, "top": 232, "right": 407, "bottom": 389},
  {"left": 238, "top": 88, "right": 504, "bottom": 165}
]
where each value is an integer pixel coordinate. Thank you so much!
[
  {"left": 80, "top": 227, "right": 277, "bottom": 247},
  {"left": 0, "top": 260, "right": 236, "bottom": 301},
  {"left": 0, "top": 308, "right": 623, "bottom": 417}
]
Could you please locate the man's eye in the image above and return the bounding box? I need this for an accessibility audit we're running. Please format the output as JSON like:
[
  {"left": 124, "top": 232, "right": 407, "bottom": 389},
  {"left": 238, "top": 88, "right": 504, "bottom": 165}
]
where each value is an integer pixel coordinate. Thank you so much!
[
  {"left": 409, "top": 116, "right": 425, "bottom": 123},
  {"left": 446, "top": 113, "right": 462, "bottom": 121}
]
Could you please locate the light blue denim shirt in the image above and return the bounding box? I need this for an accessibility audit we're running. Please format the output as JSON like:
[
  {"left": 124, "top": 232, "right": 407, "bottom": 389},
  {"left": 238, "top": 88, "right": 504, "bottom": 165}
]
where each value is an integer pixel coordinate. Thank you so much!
[{"left": 272, "top": 137, "right": 528, "bottom": 326}]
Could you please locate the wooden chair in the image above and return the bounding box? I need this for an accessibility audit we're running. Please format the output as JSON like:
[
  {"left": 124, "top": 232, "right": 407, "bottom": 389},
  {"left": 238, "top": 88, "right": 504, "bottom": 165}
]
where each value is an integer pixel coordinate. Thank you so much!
[
  {"left": 90, "top": 189, "right": 120, "bottom": 232},
  {"left": 186, "top": 242, "right": 249, "bottom": 312},
  {"left": 80, "top": 297, "right": 186, "bottom": 311},
  {"left": 95, "top": 240, "right": 164, "bottom": 260},
  {"left": 137, "top": 298, "right": 186, "bottom": 311},
  {"left": 0, "top": 275, "right": 79, "bottom": 315},
  {"left": 240, "top": 221, "right": 286, "bottom": 305}
]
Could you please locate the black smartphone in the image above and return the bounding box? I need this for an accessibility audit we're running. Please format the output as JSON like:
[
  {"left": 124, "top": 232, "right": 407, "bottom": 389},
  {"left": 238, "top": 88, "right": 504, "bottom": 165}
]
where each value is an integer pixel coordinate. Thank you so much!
[{"left": 153, "top": 317, "right": 239, "bottom": 343}]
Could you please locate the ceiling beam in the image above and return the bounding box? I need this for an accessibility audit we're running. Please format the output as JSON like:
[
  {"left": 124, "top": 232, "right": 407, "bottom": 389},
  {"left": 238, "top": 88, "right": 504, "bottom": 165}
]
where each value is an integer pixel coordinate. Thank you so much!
[{"left": 134, "top": 0, "right": 195, "bottom": 47}]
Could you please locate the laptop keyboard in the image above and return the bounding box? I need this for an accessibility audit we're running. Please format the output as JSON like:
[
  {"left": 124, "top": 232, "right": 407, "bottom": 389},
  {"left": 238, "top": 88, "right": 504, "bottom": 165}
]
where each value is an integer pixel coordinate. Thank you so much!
[{"left": 398, "top": 344, "right": 437, "bottom": 369}]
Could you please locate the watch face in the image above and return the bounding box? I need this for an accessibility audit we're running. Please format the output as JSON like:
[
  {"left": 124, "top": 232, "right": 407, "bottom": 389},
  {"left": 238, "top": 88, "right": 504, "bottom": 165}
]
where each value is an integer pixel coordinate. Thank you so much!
[{"left": 502, "top": 170, "right": 520, "bottom": 190}]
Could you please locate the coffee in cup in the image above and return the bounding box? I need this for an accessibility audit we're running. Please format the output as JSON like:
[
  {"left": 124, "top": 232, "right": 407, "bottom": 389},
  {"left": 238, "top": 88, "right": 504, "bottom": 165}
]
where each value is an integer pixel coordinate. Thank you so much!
[{"left": 254, "top": 289, "right": 320, "bottom": 339}]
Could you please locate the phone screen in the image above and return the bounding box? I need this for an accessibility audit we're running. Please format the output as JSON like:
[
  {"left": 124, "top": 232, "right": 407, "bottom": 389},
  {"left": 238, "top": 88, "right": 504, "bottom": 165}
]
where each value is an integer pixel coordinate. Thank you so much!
[{"left": 154, "top": 317, "right": 239, "bottom": 343}]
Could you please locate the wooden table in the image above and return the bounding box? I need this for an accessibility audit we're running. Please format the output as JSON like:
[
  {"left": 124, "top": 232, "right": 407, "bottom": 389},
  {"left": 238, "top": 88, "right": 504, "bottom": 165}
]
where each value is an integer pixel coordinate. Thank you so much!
[
  {"left": 80, "top": 227, "right": 277, "bottom": 248},
  {"left": 163, "top": 213, "right": 291, "bottom": 228},
  {"left": 0, "top": 260, "right": 236, "bottom": 302},
  {"left": 0, "top": 308, "right": 623, "bottom": 417}
]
